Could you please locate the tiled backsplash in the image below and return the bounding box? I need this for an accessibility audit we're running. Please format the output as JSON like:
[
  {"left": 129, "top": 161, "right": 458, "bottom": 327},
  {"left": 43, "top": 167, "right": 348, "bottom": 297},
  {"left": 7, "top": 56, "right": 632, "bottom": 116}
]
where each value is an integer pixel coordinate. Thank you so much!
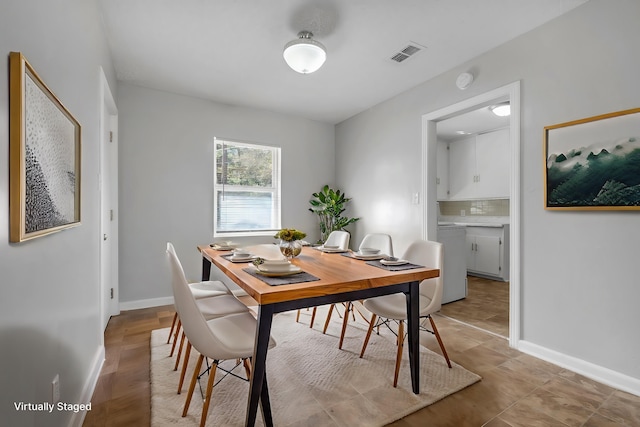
[{"left": 439, "top": 199, "right": 510, "bottom": 217}]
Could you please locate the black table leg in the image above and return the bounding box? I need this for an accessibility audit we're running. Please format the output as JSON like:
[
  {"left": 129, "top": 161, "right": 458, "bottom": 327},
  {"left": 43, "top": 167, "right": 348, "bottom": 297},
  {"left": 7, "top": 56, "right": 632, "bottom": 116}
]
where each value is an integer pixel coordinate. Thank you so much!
[
  {"left": 246, "top": 304, "right": 274, "bottom": 427},
  {"left": 201, "top": 256, "right": 212, "bottom": 281},
  {"left": 259, "top": 372, "right": 272, "bottom": 425},
  {"left": 405, "top": 280, "right": 420, "bottom": 394}
]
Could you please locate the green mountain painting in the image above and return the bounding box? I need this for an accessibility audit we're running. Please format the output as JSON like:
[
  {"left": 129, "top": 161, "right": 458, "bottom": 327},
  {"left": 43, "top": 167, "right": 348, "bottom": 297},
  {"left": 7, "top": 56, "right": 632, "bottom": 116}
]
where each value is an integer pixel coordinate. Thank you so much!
[{"left": 546, "top": 137, "right": 640, "bottom": 207}]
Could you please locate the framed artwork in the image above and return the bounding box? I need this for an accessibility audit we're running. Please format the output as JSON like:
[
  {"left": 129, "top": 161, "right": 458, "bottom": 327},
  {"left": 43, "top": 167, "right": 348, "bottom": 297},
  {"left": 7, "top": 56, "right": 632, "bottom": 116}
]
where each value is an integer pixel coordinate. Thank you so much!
[
  {"left": 9, "top": 52, "right": 81, "bottom": 242},
  {"left": 544, "top": 108, "right": 640, "bottom": 210}
]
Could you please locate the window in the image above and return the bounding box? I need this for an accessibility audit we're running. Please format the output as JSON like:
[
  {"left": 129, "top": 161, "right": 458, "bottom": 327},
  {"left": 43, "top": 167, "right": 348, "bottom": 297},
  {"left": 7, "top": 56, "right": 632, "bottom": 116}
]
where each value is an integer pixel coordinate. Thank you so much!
[{"left": 213, "top": 138, "right": 281, "bottom": 236}]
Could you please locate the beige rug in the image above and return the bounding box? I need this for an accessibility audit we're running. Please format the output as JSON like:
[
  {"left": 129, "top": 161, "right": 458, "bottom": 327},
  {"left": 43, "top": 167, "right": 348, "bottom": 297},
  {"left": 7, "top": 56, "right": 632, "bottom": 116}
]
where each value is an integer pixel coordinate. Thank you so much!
[{"left": 151, "top": 307, "right": 480, "bottom": 426}]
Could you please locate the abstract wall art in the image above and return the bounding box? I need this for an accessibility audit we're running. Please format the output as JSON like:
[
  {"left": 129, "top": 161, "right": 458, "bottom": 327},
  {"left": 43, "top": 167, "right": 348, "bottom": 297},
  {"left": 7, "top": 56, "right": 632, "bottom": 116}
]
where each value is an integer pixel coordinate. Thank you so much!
[
  {"left": 544, "top": 108, "right": 640, "bottom": 210},
  {"left": 9, "top": 52, "right": 81, "bottom": 242}
]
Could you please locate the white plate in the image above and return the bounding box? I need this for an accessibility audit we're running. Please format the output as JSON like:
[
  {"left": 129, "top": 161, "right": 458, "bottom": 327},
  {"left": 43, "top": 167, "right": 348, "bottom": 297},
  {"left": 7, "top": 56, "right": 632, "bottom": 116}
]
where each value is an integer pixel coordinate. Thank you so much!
[
  {"left": 351, "top": 253, "right": 386, "bottom": 260},
  {"left": 254, "top": 265, "right": 302, "bottom": 276},
  {"left": 380, "top": 259, "right": 409, "bottom": 266},
  {"left": 210, "top": 244, "right": 234, "bottom": 251},
  {"left": 256, "top": 263, "right": 298, "bottom": 273},
  {"left": 228, "top": 256, "right": 254, "bottom": 263},
  {"left": 319, "top": 247, "right": 348, "bottom": 253}
]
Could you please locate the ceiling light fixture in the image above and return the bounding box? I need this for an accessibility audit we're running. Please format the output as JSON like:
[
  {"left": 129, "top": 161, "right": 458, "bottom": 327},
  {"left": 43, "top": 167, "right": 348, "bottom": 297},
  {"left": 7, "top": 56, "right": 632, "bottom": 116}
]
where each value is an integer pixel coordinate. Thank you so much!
[
  {"left": 283, "top": 31, "right": 326, "bottom": 74},
  {"left": 489, "top": 102, "right": 511, "bottom": 117}
]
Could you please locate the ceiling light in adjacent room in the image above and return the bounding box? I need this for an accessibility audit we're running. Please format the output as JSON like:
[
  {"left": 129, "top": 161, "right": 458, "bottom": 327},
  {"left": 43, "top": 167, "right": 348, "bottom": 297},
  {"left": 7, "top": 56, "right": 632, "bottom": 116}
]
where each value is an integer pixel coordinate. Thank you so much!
[
  {"left": 489, "top": 102, "right": 511, "bottom": 117},
  {"left": 283, "top": 31, "right": 326, "bottom": 74}
]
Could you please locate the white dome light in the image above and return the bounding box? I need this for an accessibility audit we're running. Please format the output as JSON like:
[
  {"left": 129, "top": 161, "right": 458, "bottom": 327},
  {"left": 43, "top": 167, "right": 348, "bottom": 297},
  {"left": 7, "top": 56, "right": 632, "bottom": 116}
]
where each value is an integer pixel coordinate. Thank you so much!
[
  {"left": 489, "top": 103, "right": 511, "bottom": 117},
  {"left": 283, "top": 31, "right": 326, "bottom": 74}
]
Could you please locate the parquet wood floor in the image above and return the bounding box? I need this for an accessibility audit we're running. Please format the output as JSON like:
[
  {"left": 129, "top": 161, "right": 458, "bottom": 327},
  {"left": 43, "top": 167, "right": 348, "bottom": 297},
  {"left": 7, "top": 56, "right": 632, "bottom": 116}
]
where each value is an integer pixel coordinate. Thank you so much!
[{"left": 83, "top": 294, "right": 639, "bottom": 426}]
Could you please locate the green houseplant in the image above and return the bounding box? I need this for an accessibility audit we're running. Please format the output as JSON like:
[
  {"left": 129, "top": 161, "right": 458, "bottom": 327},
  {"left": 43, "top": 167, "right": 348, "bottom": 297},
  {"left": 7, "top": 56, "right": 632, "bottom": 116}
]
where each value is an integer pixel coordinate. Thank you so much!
[{"left": 308, "top": 185, "right": 360, "bottom": 243}]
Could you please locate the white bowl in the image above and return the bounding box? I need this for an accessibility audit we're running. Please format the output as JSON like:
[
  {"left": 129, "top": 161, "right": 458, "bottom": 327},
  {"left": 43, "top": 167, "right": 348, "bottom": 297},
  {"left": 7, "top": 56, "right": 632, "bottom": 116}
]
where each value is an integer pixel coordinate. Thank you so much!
[
  {"left": 258, "top": 260, "right": 292, "bottom": 272},
  {"left": 358, "top": 247, "right": 380, "bottom": 255}
]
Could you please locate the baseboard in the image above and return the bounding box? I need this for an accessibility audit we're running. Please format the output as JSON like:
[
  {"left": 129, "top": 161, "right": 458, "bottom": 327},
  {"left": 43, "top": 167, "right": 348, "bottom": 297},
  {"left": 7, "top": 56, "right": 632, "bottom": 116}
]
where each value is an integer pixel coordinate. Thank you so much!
[
  {"left": 119, "top": 291, "right": 247, "bottom": 311},
  {"left": 69, "top": 345, "right": 105, "bottom": 427},
  {"left": 119, "top": 296, "right": 174, "bottom": 311},
  {"left": 518, "top": 340, "right": 640, "bottom": 397}
]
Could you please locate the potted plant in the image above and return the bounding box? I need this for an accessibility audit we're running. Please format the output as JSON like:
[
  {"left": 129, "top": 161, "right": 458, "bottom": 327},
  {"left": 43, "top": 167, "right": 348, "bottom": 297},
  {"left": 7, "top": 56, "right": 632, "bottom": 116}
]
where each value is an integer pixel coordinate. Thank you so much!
[
  {"left": 274, "top": 228, "right": 306, "bottom": 259},
  {"left": 308, "top": 185, "right": 360, "bottom": 243}
]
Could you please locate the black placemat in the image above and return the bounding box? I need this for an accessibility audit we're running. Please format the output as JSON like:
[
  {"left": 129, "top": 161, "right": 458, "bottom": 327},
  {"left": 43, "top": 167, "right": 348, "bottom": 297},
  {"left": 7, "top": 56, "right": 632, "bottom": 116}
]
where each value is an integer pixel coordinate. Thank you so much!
[
  {"left": 242, "top": 268, "right": 320, "bottom": 286},
  {"left": 365, "top": 260, "right": 425, "bottom": 271}
]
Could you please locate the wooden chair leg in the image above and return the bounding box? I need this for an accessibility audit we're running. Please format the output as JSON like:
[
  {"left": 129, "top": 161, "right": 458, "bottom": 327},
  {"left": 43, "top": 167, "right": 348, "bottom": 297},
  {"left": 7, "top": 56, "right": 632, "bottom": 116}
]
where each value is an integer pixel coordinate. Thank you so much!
[
  {"left": 359, "top": 314, "right": 377, "bottom": 358},
  {"left": 393, "top": 320, "right": 404, "bottom": 388},
  {"left": 322, "top": 304, "right": 335, "bottom": 334},
  {"left": 338, "top": 302, "right": 351, "bottom": 349},
  {"left": 167, "top": 312, "right": 178, "bottom": 343},
  {"left": 170, "top": 319, "right": 181, "bottom": 356},
  {"left": 296, "top": 309, "right": 301, "bottom": 322},
  {"left": 309, "top": 307, "right": 317, "bottom": 328},
  {"left": 243, "top": 358, "right": 252, "bottom": 380},
  {"left": 429, "top": 316, "right": 452, "bottom": 368},
  {"left": 199, "top": 361, "right": 218, "bottom": 427},
  {"left": 183, "top": 354, "right": 204, "bottom": 417},
  {"left": 177, "top": 341, "right": 192, "bottom": 394},
  {"left": 174, "top": 331, "right": 186, "bottom": 371}
]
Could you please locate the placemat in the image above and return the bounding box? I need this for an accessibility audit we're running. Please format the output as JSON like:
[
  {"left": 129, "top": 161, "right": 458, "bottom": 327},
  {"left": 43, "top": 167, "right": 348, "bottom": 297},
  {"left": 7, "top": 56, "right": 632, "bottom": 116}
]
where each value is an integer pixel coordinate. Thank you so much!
[
  {"left": 242, "top": 268, "right": 320, "bottom": 286},
  {"left": 365, "top": 260, "right": 425, "bottom": 271}
]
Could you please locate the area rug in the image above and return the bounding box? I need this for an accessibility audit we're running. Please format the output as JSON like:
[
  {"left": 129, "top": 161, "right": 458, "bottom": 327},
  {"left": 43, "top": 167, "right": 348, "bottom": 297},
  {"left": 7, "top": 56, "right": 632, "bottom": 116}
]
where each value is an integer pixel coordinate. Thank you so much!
[{"left": 151, "top": 307, "right": 480, "bottom": 427}]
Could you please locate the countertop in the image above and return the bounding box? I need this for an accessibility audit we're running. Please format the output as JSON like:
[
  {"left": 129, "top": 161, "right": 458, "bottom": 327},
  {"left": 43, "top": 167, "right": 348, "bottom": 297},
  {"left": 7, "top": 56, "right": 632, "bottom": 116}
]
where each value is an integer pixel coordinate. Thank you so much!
[{"left": 438, "top": 222, "right": 505, "bottom": 228}]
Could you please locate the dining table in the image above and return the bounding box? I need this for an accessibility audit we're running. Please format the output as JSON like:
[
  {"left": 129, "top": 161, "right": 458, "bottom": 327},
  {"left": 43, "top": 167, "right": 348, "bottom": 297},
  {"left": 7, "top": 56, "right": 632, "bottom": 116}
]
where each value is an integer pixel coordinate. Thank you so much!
[{"left": 197, "top": 244, "right": 440, "bottom": 427}]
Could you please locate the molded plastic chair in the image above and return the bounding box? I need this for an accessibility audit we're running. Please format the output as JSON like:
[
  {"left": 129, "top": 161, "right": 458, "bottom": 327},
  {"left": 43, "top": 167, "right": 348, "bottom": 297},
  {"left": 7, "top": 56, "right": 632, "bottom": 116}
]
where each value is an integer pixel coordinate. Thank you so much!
[
  {"left": 323, "top": 233, "right": 395, "bottom": 336},
  {"left": 166, "top": 242, "right": 233, "bottom": 346},
  {"left": 353, "top": 240, "right": 451, "bottom": 387},
  {"left": 297, "top": 230, "right": 351, "bottom": 327},
  {"left": 323, "top": 230, "right": 350, "bottom": 249},
  {"left": 359, "top": 233, "right": 394, "bottom": 257},
  {"left": 167, "top": 246, "right": 276, "bottom": 427},
  {"left": 166, "top": 242, "right": 249, "bottom": 391}
]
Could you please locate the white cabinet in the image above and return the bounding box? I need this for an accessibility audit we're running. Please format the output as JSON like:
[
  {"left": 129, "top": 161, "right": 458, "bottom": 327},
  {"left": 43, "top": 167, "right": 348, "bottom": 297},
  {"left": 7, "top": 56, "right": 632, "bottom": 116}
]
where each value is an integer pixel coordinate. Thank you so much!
[
  {"left": 448, "top": 128, "right": 510, "bottom": 200},
  {"left": 448, "top": 136, "right": 476, "bottom": 200},
  {"left": 436, "top": 140, "right": 449, "bottom": 200},
  {"left": 465, "top": 225, "right": 509, "bottom": 281},
  {"left": 475, "top": 129, "right": 510, "bottom": 198}
]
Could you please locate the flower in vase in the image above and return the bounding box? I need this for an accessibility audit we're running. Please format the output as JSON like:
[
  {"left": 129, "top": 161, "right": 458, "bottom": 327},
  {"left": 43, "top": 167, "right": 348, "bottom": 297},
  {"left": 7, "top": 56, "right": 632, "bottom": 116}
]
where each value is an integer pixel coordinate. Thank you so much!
[{"left": 274, "top": 228, "right": 306, "bottom": 242}]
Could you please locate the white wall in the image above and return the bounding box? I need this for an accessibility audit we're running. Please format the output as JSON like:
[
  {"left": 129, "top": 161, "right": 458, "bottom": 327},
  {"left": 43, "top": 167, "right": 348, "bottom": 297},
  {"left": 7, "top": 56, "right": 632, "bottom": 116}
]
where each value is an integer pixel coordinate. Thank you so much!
[
  {"left": 336, "top": 0, "right": 640, "bottom": 391},
  {"left": 0, "top": 0, "right": 117, "bottom": 425},
  {"left": 117, "top": 83, "right": 335, "bottom": 305}
]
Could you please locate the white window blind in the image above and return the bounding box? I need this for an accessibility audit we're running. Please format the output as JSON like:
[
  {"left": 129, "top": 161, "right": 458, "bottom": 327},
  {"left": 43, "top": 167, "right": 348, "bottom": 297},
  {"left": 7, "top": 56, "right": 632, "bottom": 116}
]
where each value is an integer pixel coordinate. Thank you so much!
[{"left": 213, "top": 138, "right": 281, "bottom": 236}]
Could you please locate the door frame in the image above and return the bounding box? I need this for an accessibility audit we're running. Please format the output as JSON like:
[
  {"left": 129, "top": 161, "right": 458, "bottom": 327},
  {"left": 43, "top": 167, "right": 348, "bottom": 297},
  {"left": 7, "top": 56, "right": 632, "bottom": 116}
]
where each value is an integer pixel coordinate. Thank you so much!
[
  {"left": 421, "top": 81, "right": 521, "bottom": 347},
  {"left": 99, "top": 68, "right": 119, "bottom": 331}
]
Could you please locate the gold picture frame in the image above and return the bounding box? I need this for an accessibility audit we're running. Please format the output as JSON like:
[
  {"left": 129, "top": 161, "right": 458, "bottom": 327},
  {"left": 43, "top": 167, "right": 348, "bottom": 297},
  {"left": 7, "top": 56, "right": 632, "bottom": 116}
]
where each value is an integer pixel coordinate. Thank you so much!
[
  {"left": 9, "top": 52, "right": 81, "bottom": 242},
  {"left": 544, "top": 107, "right": 640, "bottom": 210}
]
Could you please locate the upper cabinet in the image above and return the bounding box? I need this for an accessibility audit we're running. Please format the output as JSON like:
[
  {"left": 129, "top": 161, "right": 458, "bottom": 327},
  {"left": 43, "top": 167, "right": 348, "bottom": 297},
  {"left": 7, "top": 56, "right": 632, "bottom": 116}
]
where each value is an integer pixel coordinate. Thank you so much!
[
  {"left": 446, "top": 128, "right": 510, "bottom": 200},
  {"left": 436, "top": 140, "right": 449, "bottom": 200}
]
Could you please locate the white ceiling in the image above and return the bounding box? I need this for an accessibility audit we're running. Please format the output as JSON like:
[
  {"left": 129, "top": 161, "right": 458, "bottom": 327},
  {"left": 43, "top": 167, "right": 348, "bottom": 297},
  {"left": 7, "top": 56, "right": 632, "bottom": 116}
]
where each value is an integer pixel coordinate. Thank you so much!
[{"left": 97, "top": 0, "right": 587, "bottom": 124}]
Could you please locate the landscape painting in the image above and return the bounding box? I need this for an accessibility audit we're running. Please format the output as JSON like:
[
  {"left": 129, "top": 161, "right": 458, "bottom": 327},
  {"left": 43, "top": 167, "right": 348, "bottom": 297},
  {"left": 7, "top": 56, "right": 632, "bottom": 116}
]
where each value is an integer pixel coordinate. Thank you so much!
[{"left": 544, "top": 108, "right": 640, "bottom": 210}]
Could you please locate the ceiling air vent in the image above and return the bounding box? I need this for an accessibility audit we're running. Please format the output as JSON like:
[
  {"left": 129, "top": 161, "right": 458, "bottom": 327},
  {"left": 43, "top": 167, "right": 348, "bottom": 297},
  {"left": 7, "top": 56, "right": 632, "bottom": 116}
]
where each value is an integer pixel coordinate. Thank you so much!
[{"left": 390, "top": 43, "right": 424, "bottom": 63}]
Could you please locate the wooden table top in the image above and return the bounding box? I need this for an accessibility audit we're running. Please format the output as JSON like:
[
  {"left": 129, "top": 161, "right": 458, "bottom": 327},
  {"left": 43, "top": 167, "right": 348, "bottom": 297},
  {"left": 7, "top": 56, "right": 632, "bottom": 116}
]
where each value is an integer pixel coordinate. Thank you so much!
[{"left": 198, "top": 245, "right": 440, "bottom": 305}]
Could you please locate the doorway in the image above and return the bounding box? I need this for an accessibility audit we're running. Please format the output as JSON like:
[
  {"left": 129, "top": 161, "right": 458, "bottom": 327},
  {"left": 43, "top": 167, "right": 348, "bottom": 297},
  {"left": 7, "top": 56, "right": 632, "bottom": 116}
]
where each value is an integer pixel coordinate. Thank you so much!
[
  {"left": 100, "top": 68, "right": 119, "bottom": 331},
  {"left": 422, "top": 81, "right": 520, "bottom": 347}
]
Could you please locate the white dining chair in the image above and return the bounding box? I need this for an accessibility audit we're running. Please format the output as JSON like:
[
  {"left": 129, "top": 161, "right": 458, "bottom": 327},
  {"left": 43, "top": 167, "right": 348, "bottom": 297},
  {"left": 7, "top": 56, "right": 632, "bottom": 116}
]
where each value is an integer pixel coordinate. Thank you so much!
[
  {"left": 352, "top": 240, "right": 451, "bottom": 387},
  {"left": 166, "top": 242, "right": 233, "bottom": 346},
  {"left": 167, "top": 245, "right": 276, "bottom": 427},
  {"left": 359, "top": 233, "right": 394, "bottom": 257},
  {"left": 322, "top": 233, "right": 395, "bottom": 335},
  {"left": 166, "top": 242, "right": 249, "bottom": 391},
  {"left": 297, "top": 230, "right": 351, "bottom": 328}
]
